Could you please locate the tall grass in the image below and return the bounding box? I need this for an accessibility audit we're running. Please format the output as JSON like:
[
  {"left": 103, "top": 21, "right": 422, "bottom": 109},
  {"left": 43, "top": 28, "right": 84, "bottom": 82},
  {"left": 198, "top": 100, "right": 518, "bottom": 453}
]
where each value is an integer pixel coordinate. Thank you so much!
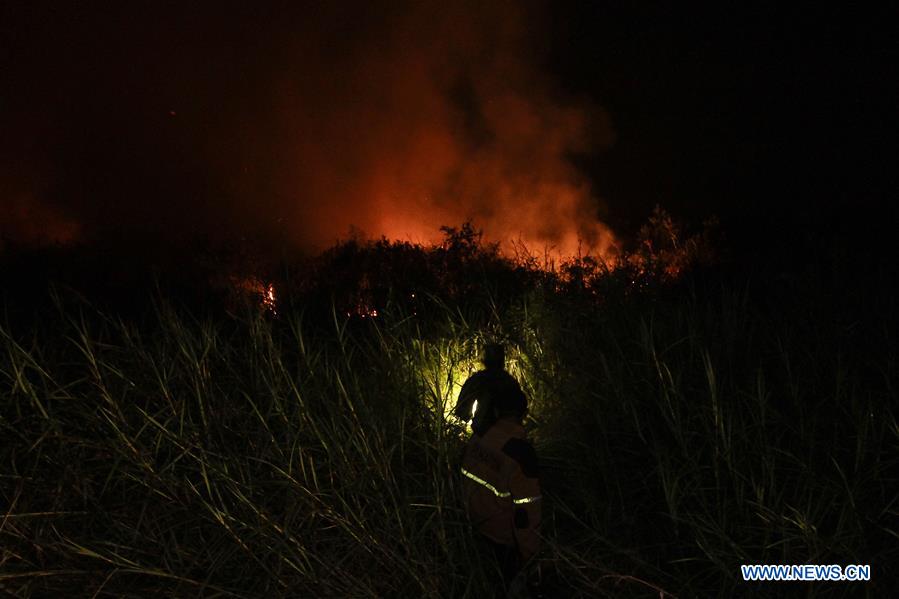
[{"left": 1, "top": 269, "right": 896, "bottom": 597}]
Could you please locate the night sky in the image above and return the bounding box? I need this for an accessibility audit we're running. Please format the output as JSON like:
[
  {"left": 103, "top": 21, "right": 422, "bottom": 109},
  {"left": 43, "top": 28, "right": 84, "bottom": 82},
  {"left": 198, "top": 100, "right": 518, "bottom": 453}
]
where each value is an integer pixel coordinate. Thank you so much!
[{"left": 2, "top": 2, "right": 894, "bottom": 264}]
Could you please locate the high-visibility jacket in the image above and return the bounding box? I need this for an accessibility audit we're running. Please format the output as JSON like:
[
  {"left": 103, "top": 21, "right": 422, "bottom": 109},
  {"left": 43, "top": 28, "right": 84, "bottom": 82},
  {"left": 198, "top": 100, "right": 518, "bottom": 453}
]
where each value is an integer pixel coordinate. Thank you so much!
[{"left": 461, "top": 417, "right": 542, "bottom": 561}]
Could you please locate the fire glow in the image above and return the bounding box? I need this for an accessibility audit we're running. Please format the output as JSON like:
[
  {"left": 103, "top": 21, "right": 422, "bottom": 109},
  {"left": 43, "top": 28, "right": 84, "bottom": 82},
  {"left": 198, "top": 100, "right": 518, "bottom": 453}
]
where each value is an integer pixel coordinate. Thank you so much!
[
  {"left": 262, "top": 283, "right": 277, "bottom": 315},
  {"left": 271, "top": 1, "right": 620, "bottom": 264},
  {"left": 231, "top": 276, "right": 279, "bottom": 316},
  {"left": 2, "top": 1, "right": 621, "bottom": 265}
]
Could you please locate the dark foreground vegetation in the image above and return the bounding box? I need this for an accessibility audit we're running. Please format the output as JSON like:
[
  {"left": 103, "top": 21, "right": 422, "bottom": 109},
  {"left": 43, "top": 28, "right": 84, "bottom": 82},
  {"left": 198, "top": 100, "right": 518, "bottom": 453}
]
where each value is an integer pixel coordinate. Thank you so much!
[{"left": 1, "top": 220, "right": 896, "bottom": 597}]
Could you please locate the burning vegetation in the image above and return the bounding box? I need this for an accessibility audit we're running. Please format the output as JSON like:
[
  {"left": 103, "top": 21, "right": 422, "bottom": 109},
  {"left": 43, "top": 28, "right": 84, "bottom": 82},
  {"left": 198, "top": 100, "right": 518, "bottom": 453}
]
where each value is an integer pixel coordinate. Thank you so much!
[
  {"left": 228, "top": 208, "right": 718, "bottom": 321},
  {"left": 227, "top": 275, "right": 279, "bottom": 316}
]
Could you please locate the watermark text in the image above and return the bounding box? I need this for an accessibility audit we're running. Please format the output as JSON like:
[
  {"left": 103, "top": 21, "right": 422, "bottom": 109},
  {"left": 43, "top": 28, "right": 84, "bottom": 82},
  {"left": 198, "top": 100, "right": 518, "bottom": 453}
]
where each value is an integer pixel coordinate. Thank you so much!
[{"left": 741, "top": 564, "right": 870, "bottom": 582}]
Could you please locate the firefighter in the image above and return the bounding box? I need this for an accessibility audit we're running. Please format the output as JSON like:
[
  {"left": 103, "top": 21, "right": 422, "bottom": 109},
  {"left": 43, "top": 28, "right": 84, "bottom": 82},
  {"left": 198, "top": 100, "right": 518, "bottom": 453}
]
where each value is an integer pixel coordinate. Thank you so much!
[{"left": 455, "top": 345, "right": 542, "bottom": 595}]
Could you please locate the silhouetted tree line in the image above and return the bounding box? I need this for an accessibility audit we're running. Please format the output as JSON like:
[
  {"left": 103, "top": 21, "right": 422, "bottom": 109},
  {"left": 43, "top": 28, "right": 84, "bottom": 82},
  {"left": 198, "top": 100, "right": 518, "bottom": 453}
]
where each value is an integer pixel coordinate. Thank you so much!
[{"left": 0, "top": 209, "right": 719, "bottom": 326}]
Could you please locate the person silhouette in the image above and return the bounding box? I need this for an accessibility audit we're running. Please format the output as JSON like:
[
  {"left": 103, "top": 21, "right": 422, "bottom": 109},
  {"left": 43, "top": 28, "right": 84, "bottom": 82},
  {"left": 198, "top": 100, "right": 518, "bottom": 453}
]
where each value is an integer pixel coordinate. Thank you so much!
[{"left": 454, "top": 344, "right": 522, "bottom": 434}]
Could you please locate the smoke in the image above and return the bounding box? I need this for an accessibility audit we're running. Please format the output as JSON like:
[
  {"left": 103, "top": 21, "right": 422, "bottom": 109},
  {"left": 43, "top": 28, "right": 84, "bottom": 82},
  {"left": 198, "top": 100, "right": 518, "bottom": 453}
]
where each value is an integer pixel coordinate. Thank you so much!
[{"left": 2, "top": 1, "right": 617, "bottom": 258}]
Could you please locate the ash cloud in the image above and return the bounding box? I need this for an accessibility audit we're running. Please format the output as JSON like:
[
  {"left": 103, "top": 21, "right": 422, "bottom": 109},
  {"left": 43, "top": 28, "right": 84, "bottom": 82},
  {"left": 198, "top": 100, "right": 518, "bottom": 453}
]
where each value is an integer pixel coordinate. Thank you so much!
[{"left": 2, "top": 1, "right": 617, "bottom": 258}]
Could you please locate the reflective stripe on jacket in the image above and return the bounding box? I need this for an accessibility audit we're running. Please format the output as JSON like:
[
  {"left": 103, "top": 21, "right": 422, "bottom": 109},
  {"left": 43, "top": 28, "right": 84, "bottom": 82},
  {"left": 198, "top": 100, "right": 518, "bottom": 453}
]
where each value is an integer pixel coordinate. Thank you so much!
[{"left": 461, "top": 417, "right": 542, "bottom": 560}]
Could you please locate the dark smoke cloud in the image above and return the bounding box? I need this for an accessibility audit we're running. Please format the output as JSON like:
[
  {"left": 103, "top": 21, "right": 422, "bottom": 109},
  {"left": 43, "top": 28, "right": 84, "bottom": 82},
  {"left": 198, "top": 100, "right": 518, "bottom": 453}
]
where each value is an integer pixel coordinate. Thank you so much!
[{"left": 2, "top": 1, "right": 617, "bottom": 258}]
